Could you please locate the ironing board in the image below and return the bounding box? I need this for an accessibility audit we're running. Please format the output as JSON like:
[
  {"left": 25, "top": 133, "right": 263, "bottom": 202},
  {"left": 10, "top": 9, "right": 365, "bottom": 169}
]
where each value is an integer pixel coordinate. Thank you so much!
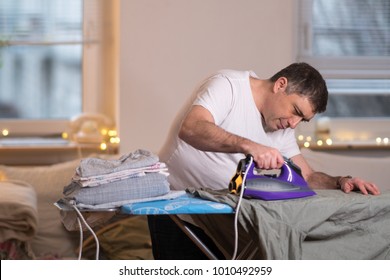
[
  {"left": 120, "top": 192, "right": 234, "bottom": 215},
  {"left": 121, "top": 192, "right": 234, "bottom": 260},
  {"left": 55, "top": 192, "right": 234, "bottom": 260}
]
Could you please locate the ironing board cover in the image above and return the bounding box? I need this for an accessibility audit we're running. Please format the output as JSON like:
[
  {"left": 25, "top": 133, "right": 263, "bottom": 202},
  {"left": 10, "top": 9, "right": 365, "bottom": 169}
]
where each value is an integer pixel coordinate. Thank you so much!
[{"left": 121, "top": 192, "right": 234, "bottom": 215}]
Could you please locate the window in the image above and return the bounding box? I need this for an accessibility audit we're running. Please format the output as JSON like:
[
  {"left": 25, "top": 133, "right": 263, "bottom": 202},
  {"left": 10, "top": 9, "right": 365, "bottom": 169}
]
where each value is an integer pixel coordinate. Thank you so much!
[
  {"left": 298, "top": 0, "right": 390, "bottom": 118},
  {"left": 0, "top": 0, "right": 82, "bottom": 120},
  {"left": 0, "top": 0, "right": 117, "bottom": 137}
]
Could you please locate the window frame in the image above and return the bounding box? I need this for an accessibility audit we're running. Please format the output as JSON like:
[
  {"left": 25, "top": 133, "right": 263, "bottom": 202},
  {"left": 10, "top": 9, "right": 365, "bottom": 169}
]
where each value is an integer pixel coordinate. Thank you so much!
[
  {"left": 295, "top": 0, "right": 390, "bottom": 146},
  {"left": 297, "top": 0, "right": 390, "bottom": 79}
]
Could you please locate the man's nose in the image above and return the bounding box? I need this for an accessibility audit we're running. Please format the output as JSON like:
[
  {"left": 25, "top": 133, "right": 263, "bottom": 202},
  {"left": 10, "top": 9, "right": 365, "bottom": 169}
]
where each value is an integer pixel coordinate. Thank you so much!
[{"left": 288, "top": 116, "right": 302, "bottom": 129}]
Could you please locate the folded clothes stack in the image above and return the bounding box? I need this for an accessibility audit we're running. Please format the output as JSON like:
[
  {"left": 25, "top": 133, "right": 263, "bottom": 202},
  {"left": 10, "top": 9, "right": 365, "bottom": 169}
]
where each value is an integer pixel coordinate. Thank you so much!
[{"left": 62, "top": 149, "right": 171, "bottom": 209}]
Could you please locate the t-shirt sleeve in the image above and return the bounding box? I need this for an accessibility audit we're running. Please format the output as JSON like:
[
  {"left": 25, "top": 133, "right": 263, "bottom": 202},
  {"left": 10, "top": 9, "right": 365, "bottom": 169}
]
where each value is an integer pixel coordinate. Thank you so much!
[{"left": 192, "top": 76, "right": 235, "bottom": 125}]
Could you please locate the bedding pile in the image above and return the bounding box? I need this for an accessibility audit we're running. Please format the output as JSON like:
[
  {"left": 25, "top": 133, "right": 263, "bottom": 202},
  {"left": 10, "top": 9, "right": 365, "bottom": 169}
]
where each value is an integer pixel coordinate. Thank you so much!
[
  {"left": 0, "top": 180, "right": 38, "bottom": 259},
  {"left": 62, "top": 149, "right": 170, "bottom": 209},
  {"left": 0, "top": 180, "right": 38, "bottom": 243}
]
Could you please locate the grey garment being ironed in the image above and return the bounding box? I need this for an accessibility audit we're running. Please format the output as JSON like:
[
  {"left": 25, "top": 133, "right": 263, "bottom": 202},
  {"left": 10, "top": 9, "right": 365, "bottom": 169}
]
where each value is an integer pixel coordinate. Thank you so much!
[
  {"left": 64, "top": 172, "right": 170, "bottom": 205},
  {"left": 76, "top": 149, "right": 159, "bottom": 177},
  {"left": 189, "top": 188, "right": 390, "bottom": 260}
]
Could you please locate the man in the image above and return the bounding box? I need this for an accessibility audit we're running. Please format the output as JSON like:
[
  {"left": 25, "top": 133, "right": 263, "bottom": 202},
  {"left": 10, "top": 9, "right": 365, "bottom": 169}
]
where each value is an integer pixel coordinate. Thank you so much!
[{"left": 149, "top": 62, "right": 380, "bottom": 259}]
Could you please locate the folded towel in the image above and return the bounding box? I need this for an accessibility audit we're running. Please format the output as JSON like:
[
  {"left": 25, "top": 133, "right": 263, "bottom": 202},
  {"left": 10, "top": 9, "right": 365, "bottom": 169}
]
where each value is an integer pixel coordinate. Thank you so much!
[
  {"left": 0, "top": 180, "right": 38, "bottom": 242},
  {"left": 73, "top": 162, "right": 168, "bottom": 187},
  {"left": 64, "top": 172, "right": 170, "bottom": 206},
  {"left": 76, "top": 149, "right": 159, "bottom": 177}
]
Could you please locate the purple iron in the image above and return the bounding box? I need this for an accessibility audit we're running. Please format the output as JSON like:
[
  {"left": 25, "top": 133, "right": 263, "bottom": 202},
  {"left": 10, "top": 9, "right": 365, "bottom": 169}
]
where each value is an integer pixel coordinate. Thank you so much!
[{"left": 229, "top": 154, "right": 316, "bottom": 200}]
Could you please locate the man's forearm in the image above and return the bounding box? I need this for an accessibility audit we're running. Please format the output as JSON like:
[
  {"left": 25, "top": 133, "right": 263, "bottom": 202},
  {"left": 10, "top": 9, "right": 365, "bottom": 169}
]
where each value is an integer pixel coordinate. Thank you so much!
[
  {"left": 307, "top": 171, "right": 340, "bottom": 189},
  {"left": 179, "top": 105, "right": 284, "bottom": 169},
  {"left": 179, "top": 119, "right": 252, "bottom": 154}
]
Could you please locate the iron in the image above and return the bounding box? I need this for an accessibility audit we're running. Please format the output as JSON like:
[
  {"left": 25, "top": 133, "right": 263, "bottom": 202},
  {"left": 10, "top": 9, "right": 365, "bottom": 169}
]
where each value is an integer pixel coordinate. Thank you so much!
[{"left": 229, "top": 154, "right": 316, "bottom": 200}]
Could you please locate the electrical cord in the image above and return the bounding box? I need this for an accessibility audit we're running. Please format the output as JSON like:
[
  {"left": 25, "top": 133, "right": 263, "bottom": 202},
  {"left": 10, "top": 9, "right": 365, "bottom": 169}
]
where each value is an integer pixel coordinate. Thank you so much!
[
  {"left": 231, "top": 155, "right": 253, "bottom": 260},
  {"left": 66, "top": 200, "right": 100, "bottom": 260},
  {"left": 76, "top": 217, "right": 83, "bottom": 260}
]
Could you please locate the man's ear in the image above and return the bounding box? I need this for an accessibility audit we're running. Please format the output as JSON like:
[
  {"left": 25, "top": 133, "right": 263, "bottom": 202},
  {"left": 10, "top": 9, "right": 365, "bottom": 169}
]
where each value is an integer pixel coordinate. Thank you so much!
[{"left": 273, "top": 77, "right": 288, "bottom": 93}]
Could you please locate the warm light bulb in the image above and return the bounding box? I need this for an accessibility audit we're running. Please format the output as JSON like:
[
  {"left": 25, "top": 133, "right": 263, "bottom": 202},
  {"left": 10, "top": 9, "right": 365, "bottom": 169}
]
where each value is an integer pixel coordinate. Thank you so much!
[
  {"left": 326, "top": 138, "right": 333, "bottom": 145},
  {"left": 101, "top": 128, "right": 108, "bottom": 136},
  {"left": 62, "top": 132, "right": 68, "bottom": 139},
  {"left": 2, "top": 129, "right": 9, "bottom": 136},
  {"left": 109, "top": 137, "right": 120, "bottom": 144},
  {"left": 384, "top": 138, "right": 389, "bottom": 145},
  {"left": 306, "top": 136, "right": 312, "bottom": 142},
  {"left": 298, "top": 135, "right": 304, "bottom": 141},
  {"left": 304, "top": 142, "right": 310, "bottom": 148},
  {"left": 108, "top": 130, "right": 117, "bottom": 137},
  {"left": 317, "top": 140, "right": 323, "bottom": 146},
  {"left": 376, "top": 137, "right": 382, "bottom": 144},
  {"left": 100, "top": 143, "right": 107, "bottom": 150}
]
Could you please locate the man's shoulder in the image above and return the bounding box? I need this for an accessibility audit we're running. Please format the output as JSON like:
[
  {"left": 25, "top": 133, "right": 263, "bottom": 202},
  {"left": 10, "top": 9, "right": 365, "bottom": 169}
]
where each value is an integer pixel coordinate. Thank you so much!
[
  {"left": 214, "top": 69, "right": 251, "bottom": 79},
  {"left": 198, "top": 70, "right": 250, "bottom": 88}
]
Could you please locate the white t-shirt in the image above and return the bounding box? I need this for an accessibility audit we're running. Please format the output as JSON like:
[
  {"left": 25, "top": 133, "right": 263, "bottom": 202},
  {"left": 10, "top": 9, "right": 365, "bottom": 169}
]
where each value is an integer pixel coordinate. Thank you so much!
[{"left": 159, "top": 70, "right": 300, "bottom": 191}]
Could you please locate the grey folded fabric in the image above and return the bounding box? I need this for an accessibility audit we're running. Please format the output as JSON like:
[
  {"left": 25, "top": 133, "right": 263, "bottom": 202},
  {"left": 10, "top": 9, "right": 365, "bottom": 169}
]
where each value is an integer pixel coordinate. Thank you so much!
[
  {"left": 0, "top": 180, "right": 38, "bottom": 242},
  {"left": 76, "top": 149, "right": 159, "bottom": 177},
  {"left": 64, "top": 172, "right": 169, "bottom": 205}
]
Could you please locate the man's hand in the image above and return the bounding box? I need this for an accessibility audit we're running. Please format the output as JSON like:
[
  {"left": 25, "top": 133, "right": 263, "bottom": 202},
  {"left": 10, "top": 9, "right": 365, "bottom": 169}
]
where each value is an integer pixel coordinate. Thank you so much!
[
  {"left": 340, "top": 176, "right": 381, "bottom": 195},
  {"left": 249, "top": 146, "right": 284, "bottom": 170},
  {"left": 291, "top": 155, "right": 381, "bottom": 196}
]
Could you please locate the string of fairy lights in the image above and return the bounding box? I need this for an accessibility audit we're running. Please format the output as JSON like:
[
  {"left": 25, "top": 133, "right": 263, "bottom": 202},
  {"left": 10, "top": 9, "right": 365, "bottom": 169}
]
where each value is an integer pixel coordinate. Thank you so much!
[
  {"left": 296, "top": 117, "right": 390, "bottom": 148},
  {"left": 297, "top": 134, "right": 333, "bottom": 148},
  {"left": 1, "top": 127, "right": 120, "bottom": 152},
  {"left": 296, "top": 134, "right": 389, "bottom": 148},
  {"left": 1, "top": 128, "right": 388, "bottom": 150}
]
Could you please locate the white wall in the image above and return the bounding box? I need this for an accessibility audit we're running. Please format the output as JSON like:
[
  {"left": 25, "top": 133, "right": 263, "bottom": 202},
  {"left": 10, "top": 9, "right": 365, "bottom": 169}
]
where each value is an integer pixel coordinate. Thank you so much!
[{"left": 119, "top": 0, "right": 297, "bottom": 154}]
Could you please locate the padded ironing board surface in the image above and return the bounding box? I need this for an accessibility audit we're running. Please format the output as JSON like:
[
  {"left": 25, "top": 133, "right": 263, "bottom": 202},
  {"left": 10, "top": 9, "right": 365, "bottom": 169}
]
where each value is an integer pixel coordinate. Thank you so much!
[{"left": 120, "top": 192, "right": 234, "bottom": 215}]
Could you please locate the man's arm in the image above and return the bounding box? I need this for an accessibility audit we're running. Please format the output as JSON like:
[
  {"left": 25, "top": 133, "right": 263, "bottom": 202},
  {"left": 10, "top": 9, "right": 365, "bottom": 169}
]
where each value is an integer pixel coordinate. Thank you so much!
[
  {"left": 179, "top": 105, "right": 285, "bottom": 169},
  {"left": 291, "top": 154, "right": 381, "bottom": 195}
]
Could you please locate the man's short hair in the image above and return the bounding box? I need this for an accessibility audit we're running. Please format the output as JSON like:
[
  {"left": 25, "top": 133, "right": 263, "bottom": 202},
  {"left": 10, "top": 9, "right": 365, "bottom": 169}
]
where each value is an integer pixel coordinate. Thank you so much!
[{"left": 270, "top": 62, "right": 328, "bottom": 113}]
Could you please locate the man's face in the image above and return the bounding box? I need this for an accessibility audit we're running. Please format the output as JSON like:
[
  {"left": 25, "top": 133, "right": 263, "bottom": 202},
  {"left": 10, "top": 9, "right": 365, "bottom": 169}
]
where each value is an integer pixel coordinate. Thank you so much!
[{"left": 262, "top": 91, "right": 315, "bottom": 133}]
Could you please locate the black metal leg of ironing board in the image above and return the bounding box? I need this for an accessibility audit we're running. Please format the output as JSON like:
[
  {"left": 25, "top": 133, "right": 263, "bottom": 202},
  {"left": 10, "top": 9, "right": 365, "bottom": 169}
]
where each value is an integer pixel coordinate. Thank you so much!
[
  {"left": 236, "top": 240, "right": 258, "bottom": 260},
  {"left": 169, "top": 215, "right": 219, "bottom": 260}
]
